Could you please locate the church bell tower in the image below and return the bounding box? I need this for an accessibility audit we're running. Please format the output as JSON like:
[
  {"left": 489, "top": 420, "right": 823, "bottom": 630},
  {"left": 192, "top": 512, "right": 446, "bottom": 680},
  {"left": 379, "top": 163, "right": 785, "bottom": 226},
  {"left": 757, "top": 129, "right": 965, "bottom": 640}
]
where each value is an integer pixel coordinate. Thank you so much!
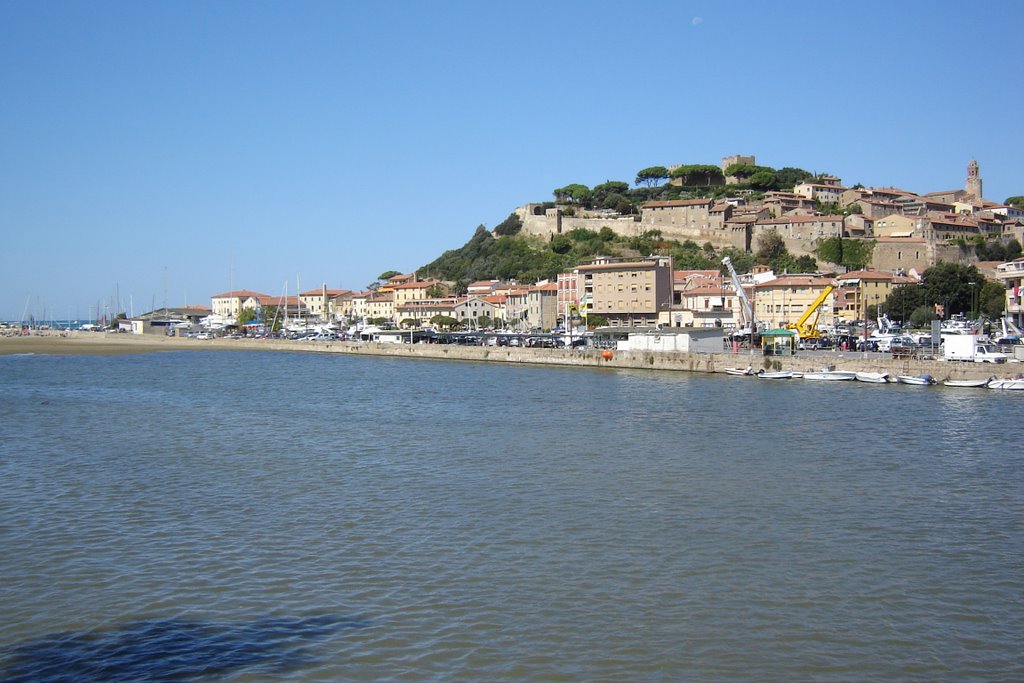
[{"left": 965, "top": 159, "right": 983, "bottom": 200}]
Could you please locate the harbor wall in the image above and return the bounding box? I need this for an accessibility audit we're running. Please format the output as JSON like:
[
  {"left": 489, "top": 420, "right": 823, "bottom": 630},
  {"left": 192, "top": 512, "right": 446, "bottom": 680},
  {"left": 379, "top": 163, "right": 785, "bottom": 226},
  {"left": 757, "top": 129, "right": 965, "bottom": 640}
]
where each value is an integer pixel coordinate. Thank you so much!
[
  {"left": 210, "top": 337, "right": 1005, "bottom": 382},
  {"left": 3, "top": 332, "right": 1011, "bottom": 382}
]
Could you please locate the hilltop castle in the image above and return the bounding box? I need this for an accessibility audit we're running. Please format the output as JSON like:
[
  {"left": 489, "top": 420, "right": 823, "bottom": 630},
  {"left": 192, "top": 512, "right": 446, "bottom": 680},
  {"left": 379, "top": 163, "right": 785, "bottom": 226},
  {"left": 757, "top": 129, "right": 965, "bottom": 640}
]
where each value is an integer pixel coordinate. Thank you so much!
[{"left": 515, "top": 158, "right": 1021, "bottom": 275}]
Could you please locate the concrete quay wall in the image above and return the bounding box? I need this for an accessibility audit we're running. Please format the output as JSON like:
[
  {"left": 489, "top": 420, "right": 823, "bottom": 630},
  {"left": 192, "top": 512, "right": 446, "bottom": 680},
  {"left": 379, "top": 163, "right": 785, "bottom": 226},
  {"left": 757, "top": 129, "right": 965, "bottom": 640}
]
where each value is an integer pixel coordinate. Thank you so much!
[
  {"left": 211, "top": 337, "right": 1007, "bottom": 382},
  {"left": 11, "top": 332, "right": 1008, "bottom": 383}
]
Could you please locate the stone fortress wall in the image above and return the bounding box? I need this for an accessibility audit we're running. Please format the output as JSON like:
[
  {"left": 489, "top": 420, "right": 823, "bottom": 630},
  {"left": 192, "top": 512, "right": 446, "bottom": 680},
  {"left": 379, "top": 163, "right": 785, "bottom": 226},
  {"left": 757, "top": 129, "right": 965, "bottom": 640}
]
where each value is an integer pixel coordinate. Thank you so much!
[{"left": 515, "top": 204, "right": 747, "bottom": 252}]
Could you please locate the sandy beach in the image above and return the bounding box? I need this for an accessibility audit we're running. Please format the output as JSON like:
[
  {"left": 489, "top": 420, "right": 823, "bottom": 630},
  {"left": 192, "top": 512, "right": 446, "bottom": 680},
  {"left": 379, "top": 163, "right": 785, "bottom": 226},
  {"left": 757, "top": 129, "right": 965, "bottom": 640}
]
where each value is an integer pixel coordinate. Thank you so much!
[{"left": 0, "top": 332, "right": 203, "bottom": 355}]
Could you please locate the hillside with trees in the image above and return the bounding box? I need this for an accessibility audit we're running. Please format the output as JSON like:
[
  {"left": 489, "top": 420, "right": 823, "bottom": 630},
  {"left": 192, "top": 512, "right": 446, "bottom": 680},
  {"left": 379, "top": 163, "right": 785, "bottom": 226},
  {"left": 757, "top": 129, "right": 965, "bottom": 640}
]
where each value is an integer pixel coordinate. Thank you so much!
[{"left": 420, "top": 221, "right": 817, "bottom": 290}]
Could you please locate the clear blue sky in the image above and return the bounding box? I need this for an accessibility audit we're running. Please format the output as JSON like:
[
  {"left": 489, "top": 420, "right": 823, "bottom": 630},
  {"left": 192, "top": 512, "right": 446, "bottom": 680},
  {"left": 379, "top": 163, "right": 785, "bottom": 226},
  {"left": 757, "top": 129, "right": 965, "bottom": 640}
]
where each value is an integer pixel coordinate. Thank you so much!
[{"left": 2, "top": 0, "right": 1022, "bottom": 320}]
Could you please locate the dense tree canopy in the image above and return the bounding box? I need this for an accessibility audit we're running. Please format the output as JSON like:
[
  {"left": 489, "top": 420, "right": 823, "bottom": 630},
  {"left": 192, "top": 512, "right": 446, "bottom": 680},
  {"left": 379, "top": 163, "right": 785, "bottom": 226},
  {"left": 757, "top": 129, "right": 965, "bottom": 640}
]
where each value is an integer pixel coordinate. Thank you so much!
[
  {"left": 1005, "top": 196, "right": 1024, "bottom": 209},
  {"left": 553, "top": 183, "right": 592, "bottom": 205},
  {"left": 669, "top": 164, "right": 724, "bottom": 186},
  {"left": 493, "top": 212, "right": 523, "bottom": 237},
  {"left": 815, "top": 237, "right": 875, "bottom": 271}
]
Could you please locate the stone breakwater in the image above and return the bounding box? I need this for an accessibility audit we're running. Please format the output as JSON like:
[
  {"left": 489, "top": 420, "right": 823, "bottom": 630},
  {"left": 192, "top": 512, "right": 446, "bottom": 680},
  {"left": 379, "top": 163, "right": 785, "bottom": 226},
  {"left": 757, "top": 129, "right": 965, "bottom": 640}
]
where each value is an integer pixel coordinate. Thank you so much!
[{"left": 2, "top": 332, "right": 1008, "bottom": 383}]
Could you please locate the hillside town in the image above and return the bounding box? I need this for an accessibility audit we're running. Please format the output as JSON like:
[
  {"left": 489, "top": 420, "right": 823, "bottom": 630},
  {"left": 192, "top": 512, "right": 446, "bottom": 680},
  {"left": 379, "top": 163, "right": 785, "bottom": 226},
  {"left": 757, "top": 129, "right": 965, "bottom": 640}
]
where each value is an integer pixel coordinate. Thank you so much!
[{"left": 121, "top": 157, "right": 1023, "bottom": 346}]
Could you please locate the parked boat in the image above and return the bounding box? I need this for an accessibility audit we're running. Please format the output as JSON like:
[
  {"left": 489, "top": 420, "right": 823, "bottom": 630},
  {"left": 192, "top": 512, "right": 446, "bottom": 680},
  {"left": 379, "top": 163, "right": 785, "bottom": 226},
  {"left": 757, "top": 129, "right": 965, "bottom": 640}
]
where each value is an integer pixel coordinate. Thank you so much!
[
  {"left": 724, "top": 366, "right": 754, "bottom": 376},
  {"left": 855, "top": 371, "right": 890, "bottom": 384},
  {"left": 987, "top": 377, "right": 1024, "bottom": 390},
  {"left": 757, "top": 370, "right": 794, "bottom": 379},
  {"left": 803, "top": 370, "right": 856, "bottom": 381},
  {"left": 897, "top": 375, "right": 936, "bottom": 386},
  {"left": 943, "top": 378, "right": 991, "bottom": 388}
]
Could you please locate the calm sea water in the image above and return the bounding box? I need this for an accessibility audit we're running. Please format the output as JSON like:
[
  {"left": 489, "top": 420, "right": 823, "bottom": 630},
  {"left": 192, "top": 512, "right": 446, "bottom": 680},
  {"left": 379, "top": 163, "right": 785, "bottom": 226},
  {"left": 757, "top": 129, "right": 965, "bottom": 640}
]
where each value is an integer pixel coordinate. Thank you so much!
[{"left": 1, "top": 350, "right": 1022, "bottom": 681}]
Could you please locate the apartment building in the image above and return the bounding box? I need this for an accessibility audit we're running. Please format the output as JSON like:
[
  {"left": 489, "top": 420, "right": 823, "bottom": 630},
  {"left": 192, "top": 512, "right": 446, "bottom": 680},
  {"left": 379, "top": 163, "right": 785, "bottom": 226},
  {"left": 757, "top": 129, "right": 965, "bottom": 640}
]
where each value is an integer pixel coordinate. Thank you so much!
[
  {"left": 753, "top": 275, "right": 835, "bottom": 330},
  {"left": 210, "top": 290, "right": 268, "bottom": 318},
  {"left": 577, "top": 256, "right": 673, "bottom": 327}
]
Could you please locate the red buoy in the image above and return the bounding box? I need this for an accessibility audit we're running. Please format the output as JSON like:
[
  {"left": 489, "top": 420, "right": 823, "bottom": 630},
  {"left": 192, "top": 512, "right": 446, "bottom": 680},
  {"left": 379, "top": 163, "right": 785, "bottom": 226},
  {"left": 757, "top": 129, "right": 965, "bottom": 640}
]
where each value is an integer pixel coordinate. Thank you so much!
[{"left": 602, "top": 350, "right": 613, "bottom": 360}]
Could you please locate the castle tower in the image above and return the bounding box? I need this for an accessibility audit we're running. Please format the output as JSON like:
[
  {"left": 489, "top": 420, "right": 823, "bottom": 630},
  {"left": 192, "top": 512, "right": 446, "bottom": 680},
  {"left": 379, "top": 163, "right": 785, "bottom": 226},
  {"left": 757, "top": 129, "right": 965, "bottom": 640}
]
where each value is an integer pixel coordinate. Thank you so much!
[{"left": 965, "top": 159, "right": 983, "bottom": 200}]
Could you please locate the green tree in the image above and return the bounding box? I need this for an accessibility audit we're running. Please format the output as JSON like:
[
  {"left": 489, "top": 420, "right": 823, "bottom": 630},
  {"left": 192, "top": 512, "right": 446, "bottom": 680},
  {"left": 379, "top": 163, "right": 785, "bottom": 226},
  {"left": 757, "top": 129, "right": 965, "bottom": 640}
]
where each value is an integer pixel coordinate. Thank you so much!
[
  {"left": 592, "top": 180, "right": 630, "bottom": 206},
  {"left": 550, "top": 234, "right": 572, "bottom": 254},
  {"left": 980, "top": 281, "right": 1006, "bottom": 318},
  {"left": 426, "top": 284, "right": 446, "bottom": 298},
  {"left": 553, "top": 183, "right": 592, "bottom": 205},
  {"left": 430, "top": 314, "right": 459, "bottom": 330},
  {"left": 922, "top": 263, "right": 982, "bottom": 316},
  {"left": 773, "top": 167, "right": 814, "bottom": 190},
  {"left": 399, "top": 318, "right": 418, "bottom": 329},
  {"left": 493, "top": 212, "right": 523, "bottom": 237},
  {"left": 755, "top": 228, "right": 786, "bottom": 263},
  {"left": 669, "top": 164, "right": 725, "bottom": 186},
  {"left": 237, "top": 307, "right": 258, "bottom": 327},
  {"left": 815, "top": 236, "right": 843, "bottom": 265},
  {"left": 635, "top": 166, "right": 669, "bottom": 187},
  {"left": 718, "top": 247, "right": 756, "bottom": 275},
  {"left": 793, "top": 255, "right": 819, "bottom": 272},
  {"left": 748, "top": 170, "right": 777, "bottom": 190},
  {"left": 840, "top": 239, "right": 874, "bottom": 270},
  {"left": 586, "top": 315, "right": 609, "bottom": 328},
  {"left": 908, "top": 305, "right": 937, "bottom": 328},
  {"left": 1005, "top": 196, "right": 1024, "bottom": 209},
  {"left": 885, "top": 285, "right": 927, "bottom": 324},
  {"left": 378, "top": 270, "right": 401, "bottom": 281}
]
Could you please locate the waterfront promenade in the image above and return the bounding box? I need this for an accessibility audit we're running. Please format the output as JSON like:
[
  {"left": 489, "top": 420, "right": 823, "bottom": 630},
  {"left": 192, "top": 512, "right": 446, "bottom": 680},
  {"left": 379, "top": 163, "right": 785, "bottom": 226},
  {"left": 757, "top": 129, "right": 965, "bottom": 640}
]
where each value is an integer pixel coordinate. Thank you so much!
[{"left": 1, "top": 332, "right": 1014, "bottom": 383}]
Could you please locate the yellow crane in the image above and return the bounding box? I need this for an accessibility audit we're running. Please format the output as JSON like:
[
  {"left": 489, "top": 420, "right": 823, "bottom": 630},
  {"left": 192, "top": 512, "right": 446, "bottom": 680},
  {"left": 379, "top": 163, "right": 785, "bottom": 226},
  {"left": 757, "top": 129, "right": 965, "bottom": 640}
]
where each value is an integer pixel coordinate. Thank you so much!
[{"left": 787, "top": 285, "right": 834, "bottom": 340}]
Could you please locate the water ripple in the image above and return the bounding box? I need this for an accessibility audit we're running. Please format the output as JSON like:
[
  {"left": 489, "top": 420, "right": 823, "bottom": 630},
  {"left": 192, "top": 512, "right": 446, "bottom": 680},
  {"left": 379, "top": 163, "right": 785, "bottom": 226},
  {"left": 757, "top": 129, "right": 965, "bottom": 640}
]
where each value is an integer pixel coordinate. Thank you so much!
[{"left": 1, "top": 353, "right": 1022, "bottom": 680}]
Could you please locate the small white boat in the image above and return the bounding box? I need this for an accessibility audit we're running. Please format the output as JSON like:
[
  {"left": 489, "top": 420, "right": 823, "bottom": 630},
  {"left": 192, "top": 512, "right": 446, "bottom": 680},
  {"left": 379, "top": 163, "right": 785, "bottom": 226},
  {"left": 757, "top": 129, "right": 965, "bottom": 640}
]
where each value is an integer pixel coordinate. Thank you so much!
[
  {"left": 803, "top": 370, "right": 856, "bottom": 381},
  {"left": 897, "top": 375, "right": 935, "bottom": 386},
  {"left": 855, "top": 372, "right": 890, "bottom": 384},
  {"left": 987, "top": 378, "right": 1024, "bottom": 390},
  {"left": 757, "top": 370, "right": 794, "bottom": 379},
  {"left": 943, "top": 378, "right": 991, "bottom": 388},
  {"left": 724, "top": 366, "right": 754, "bottom": 376}
]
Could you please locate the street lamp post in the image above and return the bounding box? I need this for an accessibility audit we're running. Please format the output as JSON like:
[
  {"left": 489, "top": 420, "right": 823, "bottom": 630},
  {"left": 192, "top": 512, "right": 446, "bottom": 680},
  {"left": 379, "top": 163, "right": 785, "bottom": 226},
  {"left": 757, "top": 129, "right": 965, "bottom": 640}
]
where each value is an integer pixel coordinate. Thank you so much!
[{"left": 968, "top": 281, "right": 977, "bottom": 322}]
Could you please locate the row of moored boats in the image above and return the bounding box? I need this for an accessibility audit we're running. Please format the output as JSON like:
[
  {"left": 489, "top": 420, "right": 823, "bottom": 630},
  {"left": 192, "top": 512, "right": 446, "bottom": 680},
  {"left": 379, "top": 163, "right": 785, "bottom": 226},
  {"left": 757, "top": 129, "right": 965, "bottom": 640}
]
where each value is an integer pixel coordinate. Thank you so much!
[{"left": 723, "top": 366, "right": 1024, "bottom": 389}]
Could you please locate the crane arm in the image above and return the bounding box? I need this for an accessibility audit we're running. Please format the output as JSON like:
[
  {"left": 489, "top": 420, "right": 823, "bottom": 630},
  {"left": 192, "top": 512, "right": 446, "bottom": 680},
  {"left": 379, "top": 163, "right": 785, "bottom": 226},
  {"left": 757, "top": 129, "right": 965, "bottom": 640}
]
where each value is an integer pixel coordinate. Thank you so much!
[
  {"left": 790, "top": 285, "right": 833, "bottom": 339},
  {"left": 721, "top": 257, "right": 752, "bottom": 325}
]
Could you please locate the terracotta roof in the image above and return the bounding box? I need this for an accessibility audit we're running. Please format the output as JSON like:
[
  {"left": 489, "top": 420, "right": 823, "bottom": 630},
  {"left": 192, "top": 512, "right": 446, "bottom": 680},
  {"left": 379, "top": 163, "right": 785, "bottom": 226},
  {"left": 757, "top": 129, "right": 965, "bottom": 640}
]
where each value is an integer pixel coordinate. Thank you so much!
[
  {"left": 837, "top": 270, "right": 894, "bottom": 281},
  {"left": 674, "top": 270, "right": 720, "bottom": 279},
  {"left": 869, "top": 187, "right": 918, "bottom": 197},
  {"left": 756, "top": 276, "right": 833, "bottom": 288},
  {"left": 211, "top": 289, "right": 266, "bottom": 299},
  {"left": 684, "top": 286, "right": 731, "bottom": 296},
  {"left": 529, "top": 282, "right": 558, "bottom": 292},
  {"left": 299, "top": 288, "right": 349, "bottom": 297},
  {"left": 257, "top": 295, "right": 303, "bottom": 307},
  {"left": 390, "top": 280, "right": 440, "bottom": 290}
]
